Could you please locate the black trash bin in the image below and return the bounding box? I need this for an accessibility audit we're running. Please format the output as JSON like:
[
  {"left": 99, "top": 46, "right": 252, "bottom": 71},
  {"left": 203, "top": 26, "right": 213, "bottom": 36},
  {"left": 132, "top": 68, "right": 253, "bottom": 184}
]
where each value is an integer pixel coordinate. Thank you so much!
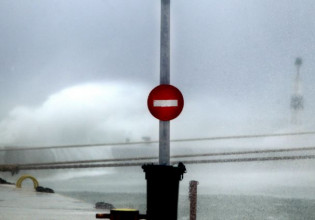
[{"left": 142, "top": 163, "right": 186, "bottom": 220}]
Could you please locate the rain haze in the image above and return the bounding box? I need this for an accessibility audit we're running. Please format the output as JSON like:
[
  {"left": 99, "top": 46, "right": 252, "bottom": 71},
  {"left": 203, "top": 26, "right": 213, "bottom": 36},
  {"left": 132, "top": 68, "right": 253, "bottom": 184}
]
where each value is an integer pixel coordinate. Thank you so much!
[{"left": 1, "top": 0, "right": 315, "bottom": 219}]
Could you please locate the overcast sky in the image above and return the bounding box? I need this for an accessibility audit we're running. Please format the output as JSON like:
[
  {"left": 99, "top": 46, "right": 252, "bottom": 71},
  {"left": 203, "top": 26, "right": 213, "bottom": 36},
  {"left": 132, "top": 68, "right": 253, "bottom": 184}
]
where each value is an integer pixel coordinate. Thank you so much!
[{"left": 1, "top": 0, "right": 315, "bottom": 145}]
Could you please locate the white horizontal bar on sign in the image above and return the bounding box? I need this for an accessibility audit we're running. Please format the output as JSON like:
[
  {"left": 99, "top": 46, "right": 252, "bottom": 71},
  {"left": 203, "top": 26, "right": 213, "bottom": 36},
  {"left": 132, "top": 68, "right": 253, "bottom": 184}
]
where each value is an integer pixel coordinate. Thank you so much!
[{"left": 153, "top": 100, "right": 178, "bottom": 107}]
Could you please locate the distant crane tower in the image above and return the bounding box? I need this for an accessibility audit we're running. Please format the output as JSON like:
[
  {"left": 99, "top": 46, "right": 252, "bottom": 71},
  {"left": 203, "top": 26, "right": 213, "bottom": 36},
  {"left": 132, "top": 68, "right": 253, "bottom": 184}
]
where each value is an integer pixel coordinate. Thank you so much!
[{"left": 290, "top": 57, "right": 304, "bottom": 124}]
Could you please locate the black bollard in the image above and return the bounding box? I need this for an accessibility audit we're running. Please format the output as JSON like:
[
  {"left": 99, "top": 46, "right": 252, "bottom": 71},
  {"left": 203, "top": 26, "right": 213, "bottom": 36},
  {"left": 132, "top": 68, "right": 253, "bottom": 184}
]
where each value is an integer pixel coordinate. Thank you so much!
[
  {"left": 96, "top": 208, "right": 147, "bottom": 220},
  {"left": 142, "top": 163, "right": 186, "bottom": 220}
]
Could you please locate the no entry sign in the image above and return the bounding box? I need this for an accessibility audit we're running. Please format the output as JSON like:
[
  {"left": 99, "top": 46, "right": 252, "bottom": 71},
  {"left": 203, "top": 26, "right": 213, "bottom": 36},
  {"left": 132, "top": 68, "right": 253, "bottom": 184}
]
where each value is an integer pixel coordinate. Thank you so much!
[{"left": 147, "top": 84, "right": 184, "bottom": 121}]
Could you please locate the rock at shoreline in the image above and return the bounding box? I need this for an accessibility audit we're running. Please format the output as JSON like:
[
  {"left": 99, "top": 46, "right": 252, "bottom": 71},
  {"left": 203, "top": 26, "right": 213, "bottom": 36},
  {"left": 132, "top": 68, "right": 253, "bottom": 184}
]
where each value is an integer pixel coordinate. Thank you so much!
[
  {"left": 0, "top": 178, "right": 14, "bottom": 185},
  {"left": 36, "top": 186, "right": 55, "bottom": 193},
  {"left": 95, "top": 202, "right": 115, "bottom": 210}
]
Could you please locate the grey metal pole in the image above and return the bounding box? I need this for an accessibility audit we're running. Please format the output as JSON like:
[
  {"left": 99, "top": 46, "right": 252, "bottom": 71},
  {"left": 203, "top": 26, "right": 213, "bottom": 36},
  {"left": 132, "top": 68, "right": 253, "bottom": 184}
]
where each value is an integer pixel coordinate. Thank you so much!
[
  {"left": 159, "top": 0, "right": 171, "bottom": 165},
  {"left": 291, "top": 57, "right": 303, "bottom": 125},
  {"left": 160, "top": 0, "right": 170, "bottom": 84}
]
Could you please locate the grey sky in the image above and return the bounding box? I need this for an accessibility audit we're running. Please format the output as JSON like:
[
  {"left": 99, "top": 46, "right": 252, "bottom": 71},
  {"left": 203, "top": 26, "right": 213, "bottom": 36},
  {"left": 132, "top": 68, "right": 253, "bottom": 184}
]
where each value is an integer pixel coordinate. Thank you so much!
[
  {"left": 0, "top": 0, "right": 314, "bottom": 121},
  {"left": 0, "top": 1, "right": 158, "bottom": 111},
  {"left": 0, "top": 0, "right": 315, "bottom": 143}
]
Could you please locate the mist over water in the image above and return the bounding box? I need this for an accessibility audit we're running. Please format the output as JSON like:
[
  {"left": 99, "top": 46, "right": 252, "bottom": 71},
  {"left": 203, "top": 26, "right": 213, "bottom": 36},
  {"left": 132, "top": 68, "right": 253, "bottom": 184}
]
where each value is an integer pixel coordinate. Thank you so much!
[
  {"left": 0, "top": 81, "right": 314, "bottom": 204},
  {"left": 0, "top": 82, "right": 155, "bottom": 146}
]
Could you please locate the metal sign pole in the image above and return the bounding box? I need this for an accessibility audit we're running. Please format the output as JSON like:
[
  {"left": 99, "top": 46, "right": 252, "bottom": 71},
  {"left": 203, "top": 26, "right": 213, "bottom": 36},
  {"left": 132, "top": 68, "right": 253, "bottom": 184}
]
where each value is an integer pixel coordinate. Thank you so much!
[{"left": 159, "top": 0, "right": 171, "bottom": 165}]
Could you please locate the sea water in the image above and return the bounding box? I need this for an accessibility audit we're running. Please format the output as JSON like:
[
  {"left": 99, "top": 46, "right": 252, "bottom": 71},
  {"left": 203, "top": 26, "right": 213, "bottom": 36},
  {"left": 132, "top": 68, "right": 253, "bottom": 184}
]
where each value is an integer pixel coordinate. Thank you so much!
[{"left": 59, "top": 191, "right": 315, "bottom": 220}]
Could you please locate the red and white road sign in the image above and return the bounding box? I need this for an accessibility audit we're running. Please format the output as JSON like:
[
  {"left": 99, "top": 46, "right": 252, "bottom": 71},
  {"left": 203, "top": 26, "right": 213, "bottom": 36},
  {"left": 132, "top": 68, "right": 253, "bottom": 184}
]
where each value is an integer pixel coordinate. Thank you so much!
[{"left": 147, "top": 84, "right": 184, "bottom": 121}]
